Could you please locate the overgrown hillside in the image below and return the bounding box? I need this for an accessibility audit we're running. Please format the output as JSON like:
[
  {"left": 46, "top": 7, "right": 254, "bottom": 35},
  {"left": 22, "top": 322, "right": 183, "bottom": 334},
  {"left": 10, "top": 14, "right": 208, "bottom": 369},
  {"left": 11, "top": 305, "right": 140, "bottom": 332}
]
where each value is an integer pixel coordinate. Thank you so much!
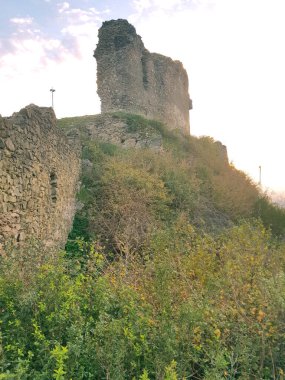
[
  {"left": 1, "top": 113, "right": 285, "bottom": 379},
  {"left": 60, "top": 112, "right": 285, "bottom": 245}
]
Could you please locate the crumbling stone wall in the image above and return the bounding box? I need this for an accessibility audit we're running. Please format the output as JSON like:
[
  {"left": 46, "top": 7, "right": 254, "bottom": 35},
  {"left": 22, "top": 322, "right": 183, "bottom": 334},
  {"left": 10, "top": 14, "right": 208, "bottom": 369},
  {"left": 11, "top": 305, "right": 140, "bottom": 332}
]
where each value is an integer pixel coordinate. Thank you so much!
[
  {"left": 0, "top": 104, "right": 80, "bottom": 251},
  {"left": 94, "top": 19, "right": 192, "bottom": 134}
]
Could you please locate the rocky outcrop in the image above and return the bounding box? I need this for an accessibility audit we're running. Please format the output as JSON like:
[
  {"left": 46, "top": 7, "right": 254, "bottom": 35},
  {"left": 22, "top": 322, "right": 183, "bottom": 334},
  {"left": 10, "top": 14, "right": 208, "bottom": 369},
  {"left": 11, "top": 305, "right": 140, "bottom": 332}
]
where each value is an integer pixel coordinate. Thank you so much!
[
  {"left": 0, "top": 104, "right": 81, "bottom": 251},
  {"left": 94, "top": 19, "right": 192, "bottom": 134},
  {"left": 62, "top": 113, "right": 163, "bottom": 151}
]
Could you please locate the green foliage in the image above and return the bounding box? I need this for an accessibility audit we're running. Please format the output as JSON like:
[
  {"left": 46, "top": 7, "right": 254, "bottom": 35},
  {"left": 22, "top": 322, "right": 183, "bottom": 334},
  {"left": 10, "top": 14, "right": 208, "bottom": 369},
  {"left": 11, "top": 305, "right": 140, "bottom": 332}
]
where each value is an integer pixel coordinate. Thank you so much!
[
  {"left": 51, "top": 345, "right": 68, "bottom": 380},
  {"left": 139, "top": 369, "right": 150, "bottom": 380},
  {"left": 164, "top": 361, "right": 178, "bottom": 380},
  {"left": 255, "top": 195, "right": 285, "bottom": 236},
  {"left": 67, "top": 214, "right": 89, "bottom": 241},
  {"left": 112, "top": 111, "right": 163, "bottom": 135},
  {"left": 57, "top": 115, "right": 96, "bottom": 131},
  {"left": 1, "top": 222, "right": 285, "bottom": 378},
  {"left": 92, "top": 156, "right": 172, "bottom": 255},
  {"left": 3, "top": 113, "right": 285, "bottom": 378}
]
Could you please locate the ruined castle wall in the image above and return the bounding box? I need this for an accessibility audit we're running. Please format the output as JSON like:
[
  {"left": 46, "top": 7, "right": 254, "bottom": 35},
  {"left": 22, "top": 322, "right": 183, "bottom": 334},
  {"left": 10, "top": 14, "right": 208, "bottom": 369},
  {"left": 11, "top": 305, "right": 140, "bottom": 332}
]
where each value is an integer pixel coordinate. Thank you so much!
[
  {"left": 94, "top": 19, "right": 192, "bottom": 134},
  {"left": 0, "top": 104, "right": 81, "bottom": 250}
]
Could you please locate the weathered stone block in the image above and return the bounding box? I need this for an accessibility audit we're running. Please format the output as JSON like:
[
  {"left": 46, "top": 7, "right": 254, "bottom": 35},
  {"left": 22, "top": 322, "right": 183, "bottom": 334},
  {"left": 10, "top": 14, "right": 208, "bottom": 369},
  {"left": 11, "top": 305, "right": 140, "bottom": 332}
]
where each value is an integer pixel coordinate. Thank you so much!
[{"left": 5, "top": 138, "right": 15, "bottom": 152}]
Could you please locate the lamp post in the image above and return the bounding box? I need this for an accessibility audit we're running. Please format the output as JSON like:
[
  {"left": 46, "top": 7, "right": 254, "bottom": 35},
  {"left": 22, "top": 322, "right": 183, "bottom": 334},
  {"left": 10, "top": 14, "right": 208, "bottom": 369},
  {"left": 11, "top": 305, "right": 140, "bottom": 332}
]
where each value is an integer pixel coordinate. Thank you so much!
[
  {"left": 50, "top": 88, "right": 55, "bottom": 109},
  {"left": 259, "top": 165, "right": 262, "bottom": 186}
]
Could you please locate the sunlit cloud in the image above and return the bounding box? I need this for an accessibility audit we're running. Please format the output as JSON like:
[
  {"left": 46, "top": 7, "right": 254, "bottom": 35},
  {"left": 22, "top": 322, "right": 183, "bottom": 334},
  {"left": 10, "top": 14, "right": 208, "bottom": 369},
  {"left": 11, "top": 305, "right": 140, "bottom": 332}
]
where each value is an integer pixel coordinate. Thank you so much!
[
  {"left": 3, "top": 2, "right": 108, "bottom": 66},
  {"left": 58, "top": 1, "right": 70, "bottom": 13},
  {"left": 10, "top": 17, "right": 34, "bottom": 25},
  {"left": 130, "top": 0, "right": 215, "bottom": 19},
  {"left": 1, "top": 2, "right": 108, "bottom": 118},
  {"left": 133, "top": 0, "right": 185, "bottom": 12},
  {"left": 56, "top": 1, "right": 109, "bottom": 57}
]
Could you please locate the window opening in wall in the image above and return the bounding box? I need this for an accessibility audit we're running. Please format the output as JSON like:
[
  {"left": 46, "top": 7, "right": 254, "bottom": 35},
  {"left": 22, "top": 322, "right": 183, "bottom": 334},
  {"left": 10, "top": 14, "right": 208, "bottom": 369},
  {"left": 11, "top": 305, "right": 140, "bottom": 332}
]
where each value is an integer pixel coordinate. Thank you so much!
[
  {"left": 50, "top": 172, "right": 57, "bottom": 203},
  {"left": 141, "top": 55, "right": 149, "bottom": 90}
]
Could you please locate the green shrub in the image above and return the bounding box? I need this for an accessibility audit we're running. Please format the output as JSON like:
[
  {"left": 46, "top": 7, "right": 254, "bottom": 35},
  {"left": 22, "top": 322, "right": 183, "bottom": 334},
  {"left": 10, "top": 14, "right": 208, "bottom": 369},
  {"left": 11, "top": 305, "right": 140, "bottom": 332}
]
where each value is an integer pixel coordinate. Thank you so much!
[
  {"left": 255, "top": 195, "right": 285, "bottom": 236},
  {"left": 1, "top": 222, "right": 285, "bottom": 378}
]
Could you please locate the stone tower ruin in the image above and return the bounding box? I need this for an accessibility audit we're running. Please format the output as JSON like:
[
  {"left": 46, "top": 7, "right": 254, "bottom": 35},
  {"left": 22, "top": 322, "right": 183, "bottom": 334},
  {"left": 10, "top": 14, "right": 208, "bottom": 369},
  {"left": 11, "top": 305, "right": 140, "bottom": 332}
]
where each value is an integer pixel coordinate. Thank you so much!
[{"left": 94, "top": 19, "right": 192, "bottom": 134}]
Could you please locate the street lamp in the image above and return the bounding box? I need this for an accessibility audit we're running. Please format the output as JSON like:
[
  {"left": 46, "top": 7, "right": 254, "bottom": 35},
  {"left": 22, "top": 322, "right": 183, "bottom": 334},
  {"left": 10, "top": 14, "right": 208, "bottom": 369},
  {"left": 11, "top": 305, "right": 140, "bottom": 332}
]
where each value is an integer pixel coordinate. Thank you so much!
[
  {"left": 259, "top": 165, "right": 262, "bottom": 186},
  {"left": 50, "top": 88, "right": 55, "bottom": 109}
]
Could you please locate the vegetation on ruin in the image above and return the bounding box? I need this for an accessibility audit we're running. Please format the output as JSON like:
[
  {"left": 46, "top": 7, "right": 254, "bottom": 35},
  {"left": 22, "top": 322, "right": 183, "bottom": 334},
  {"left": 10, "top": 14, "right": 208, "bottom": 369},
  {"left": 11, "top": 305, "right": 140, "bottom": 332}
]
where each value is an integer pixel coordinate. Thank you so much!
[{"left": 1, "top": 114, "right": 285, "bottom": 379}]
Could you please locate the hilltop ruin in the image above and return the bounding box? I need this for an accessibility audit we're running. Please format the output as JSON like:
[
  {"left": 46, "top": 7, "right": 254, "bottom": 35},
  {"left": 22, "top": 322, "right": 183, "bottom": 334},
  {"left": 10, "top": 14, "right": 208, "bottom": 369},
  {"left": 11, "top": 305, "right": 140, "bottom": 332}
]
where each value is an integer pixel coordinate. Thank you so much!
[
  {"left": 0, "top": 19, "right": 194, "bottom": 251},
  {"left": 94, "top": 19, "right": 192, "bottom": 134}
]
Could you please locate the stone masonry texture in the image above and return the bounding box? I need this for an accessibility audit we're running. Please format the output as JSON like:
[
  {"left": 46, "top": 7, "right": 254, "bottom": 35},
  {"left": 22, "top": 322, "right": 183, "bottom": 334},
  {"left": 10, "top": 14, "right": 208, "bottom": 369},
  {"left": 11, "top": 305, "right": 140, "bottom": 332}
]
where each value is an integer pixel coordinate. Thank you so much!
[
  {"left": 0, "top": 104, "right": 81, "bottom": 251},
  {"left": 94, "top": 19, "right": 192, "bottom": 134}
]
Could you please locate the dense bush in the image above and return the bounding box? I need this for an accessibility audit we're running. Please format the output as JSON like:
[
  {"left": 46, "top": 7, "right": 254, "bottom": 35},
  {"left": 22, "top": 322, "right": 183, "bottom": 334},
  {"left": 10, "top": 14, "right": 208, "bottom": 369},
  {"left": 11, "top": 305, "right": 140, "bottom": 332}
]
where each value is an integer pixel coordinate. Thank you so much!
[
  {"left": 71, "top": 134, "right": 284, "bottom": 257},
  {"left": 1, "top": 222, "right": 285, "bottom": 378},
  {"left": 254, "top": 195, "right": 285, "bottom": 236}
]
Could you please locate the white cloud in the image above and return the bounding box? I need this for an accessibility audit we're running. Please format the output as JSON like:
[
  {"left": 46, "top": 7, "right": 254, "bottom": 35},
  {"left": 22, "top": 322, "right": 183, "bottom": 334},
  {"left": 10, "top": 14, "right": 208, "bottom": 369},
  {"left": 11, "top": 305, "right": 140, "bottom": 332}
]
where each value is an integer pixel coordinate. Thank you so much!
[
  {"left": 131, "top": 0, "right": 215, "bottom": 19},
  {"left": 10, "top": 17, "right": 33, "bottom": 25},
  {"left": 0, "top": 30, "right": 100, "bottom": 118},
  {"left": 133, "top": 0, "right": 185, "bottom": 12},
  {"left": 57, "top": 3, "right": 106, "bottom": 60},
  {"left": 57, "top": 2, "right": 105, "bottom": 23},
  {"left": 1, "top": 2, "right": 108, "bottom": 118},
  {"left": 58, "top": 1, "right": 70, "bottom": 13},
  {"left": 132, "top": 0, "right": 152, "bottom": 12}
]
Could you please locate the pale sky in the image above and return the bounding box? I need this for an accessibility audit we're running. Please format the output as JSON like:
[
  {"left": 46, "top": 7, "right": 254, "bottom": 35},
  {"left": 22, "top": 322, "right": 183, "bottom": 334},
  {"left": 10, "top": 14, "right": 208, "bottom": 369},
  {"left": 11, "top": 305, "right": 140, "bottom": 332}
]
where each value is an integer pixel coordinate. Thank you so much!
[{"left": 1, "top": 0, "right": 285, "bottom": 193}]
